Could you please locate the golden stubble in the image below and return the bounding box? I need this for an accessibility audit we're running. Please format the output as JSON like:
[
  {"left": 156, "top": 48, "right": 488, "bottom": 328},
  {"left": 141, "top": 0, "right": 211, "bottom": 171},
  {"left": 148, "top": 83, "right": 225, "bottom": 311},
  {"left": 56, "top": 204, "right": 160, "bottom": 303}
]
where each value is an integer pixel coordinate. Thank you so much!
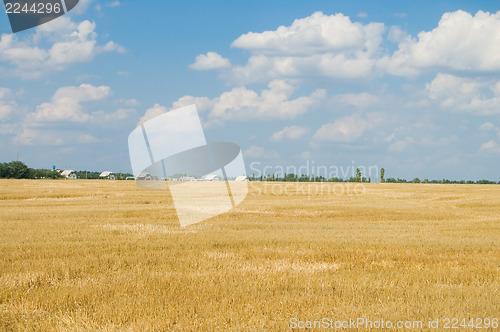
[{"left": 0, "top": 179, "right": 499, "bottom": 330}]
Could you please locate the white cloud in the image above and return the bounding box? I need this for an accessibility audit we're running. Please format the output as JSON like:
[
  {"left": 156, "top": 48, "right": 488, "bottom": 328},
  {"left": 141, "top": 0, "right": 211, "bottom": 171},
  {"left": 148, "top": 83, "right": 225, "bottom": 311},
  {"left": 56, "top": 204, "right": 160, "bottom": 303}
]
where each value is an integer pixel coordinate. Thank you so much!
[
  {"left": 137, "top": 96, "right": 215, "bottom": 126},
  {"left": 92, "top": 108, "right": 135, "bottom": 123},
  {"left": 225, "top": 11, "right": 384, "bottom": 83},
  {"left": 229, "top": 53, "right": 378, "bottom": 83},
  {"left": 209, "top": 80, "right": 324, "bottom": 122},
  {"left": 28, "top": 84, "right": 111, "bottom": 122},
  {"left": 18, "top": 127, "right": 104, "bottom": 146},
  {"left": 171, "top": 96, "right": 215, "bottom": 113},
  {"left": 357, "top": 12, "right": 368, "bottom": 19},
  {"left": 120, "top": 98, "right": 140, "bottom": 107},
  {"left": 107, "top": 1, "right": 120, "bottom": 8},
  {"left": 233, "top": 12, "right": 383, "bottom": 55},
  {"left": 168, "top": 80, "right": 325, "bottom": 126},
  {"left": 18, "top": 128, "right": 65, "bottom": 145},
  {"left": 137, "top": 103, "right": 168, "bottom": 126},
  {"left": 270, "top": 125, "right": 309, "bottom": 141},
  {"left": 313, "top": 112, "right": 383, "bottom": 143},
  {"left": 0, "top": 18, "right": 124, "bottom": 79},
  {"left": 426, "top": 73, "right": 500, "bottom": 114},
  {"left": 331, "top": 92, "right": 379, "bottom": 109},
  {"left": 0, "top": 88, "right": 16, "bottom": 120},
  {"left": 191, "top": 10, "right": 500, "bottom": 84},
  {"left": 480, "top": 122, "right": 499, "bottom": 131},
  {"left": 381, "top": 10, "right": 500, "bottom": 76},
  {"left": 18, "top": 83, "right": 134, "bottom": 146},
  {"left": 387, "top": 26, "right": 408, "bottom": 43},
  {"left": 243, "top": 145, "right": 279, "bottom": 159},
  {"left": 189, "top": 52, "right": 231, "bottom": 70},
  {"left": 479, "top": 140, "right": 500, "bottom": 153},
  {"left": 26, "top": 84, "right": 134, "bottom": 126},
  {"left": 385, "top": 122, "right": 460, "bottom": 153},
  {"left": 244, "top": 145, "right": 265, "bottom": 158}
]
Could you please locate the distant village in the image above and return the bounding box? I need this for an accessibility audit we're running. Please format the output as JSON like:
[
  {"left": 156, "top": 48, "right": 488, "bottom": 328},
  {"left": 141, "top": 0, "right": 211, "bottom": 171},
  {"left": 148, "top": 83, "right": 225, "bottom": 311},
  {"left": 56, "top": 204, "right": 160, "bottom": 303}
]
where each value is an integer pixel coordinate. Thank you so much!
[{"left": 57, "top": 169, "right": 249, "bottom": 182}]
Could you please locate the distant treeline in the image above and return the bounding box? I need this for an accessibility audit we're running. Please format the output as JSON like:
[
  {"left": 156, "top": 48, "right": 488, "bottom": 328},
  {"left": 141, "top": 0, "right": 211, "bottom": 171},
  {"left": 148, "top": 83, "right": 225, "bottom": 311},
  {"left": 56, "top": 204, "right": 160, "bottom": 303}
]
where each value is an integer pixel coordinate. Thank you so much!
[
  {"left": 0, "top": 161, "right": 132, "bottom": 180},
  {"left": 0, "top": 161, "right": 62, "bottom": 179},
  {"left": 248, "top": 174, "right": 500, "bottom": 184},
  {"left": 73, "top": 171, "right": 133, "bottom": 180},
  {"left": 1, "top": 161, "right": 498, "bottom": 184}
]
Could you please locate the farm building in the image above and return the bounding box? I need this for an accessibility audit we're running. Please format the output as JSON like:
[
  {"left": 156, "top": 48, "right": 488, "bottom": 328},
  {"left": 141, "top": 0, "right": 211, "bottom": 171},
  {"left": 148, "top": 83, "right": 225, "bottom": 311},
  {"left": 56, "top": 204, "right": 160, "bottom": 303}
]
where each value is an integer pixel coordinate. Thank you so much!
[
  {"left": 60, "top": 170, "right": 77, "bottom": 180},
  {"left": 99, "top": 171, "right": 116, "bottom": 180},
  {"left": 234, "top": 175, "right": 249, "bottom": 182},
  {"left": 136, "top": 172, "right": 153, "bottom": 181},
  {"left": 203, "top": 174, "right": 219, "bottom": 181},
  {"left": 180, "top": 176, "right": 196, "bottom": 181}
]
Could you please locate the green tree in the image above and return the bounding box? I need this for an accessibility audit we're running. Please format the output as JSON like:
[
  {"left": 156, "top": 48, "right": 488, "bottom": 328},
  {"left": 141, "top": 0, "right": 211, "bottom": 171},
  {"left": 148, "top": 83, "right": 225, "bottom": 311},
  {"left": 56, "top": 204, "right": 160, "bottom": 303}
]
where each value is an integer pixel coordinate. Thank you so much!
[
  {"left": 6, "top": 161, "right": 30, "bottom": 179},
  {"left": 0, "top": 163, "right": 6, "bottom": 178},
  {"left": 380, "top": 168, "right": 385, "bottom": 183},
  {"left": 355, "top": 168, "right": 361, "bottom": 183}
]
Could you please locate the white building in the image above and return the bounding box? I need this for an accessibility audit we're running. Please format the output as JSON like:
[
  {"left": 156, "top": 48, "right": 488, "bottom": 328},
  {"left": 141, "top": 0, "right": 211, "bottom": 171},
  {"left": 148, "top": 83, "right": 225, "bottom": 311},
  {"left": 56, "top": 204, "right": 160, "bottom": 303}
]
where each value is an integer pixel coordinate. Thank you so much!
[
  {"left": 99, "top": 171, "right": 116, "bottom": 180},
  {"left": 234, "top": 175, "right": 249, "bottom": 182},
  {"left": 180, "top": 176, "right": 196, "bottom": 181},
  {"left": 136, "top": 172, "right": 152, "bottom": 180},
  {"left": 60, "top": 170, "right": 77, "bottom": 180},
  {"left": 203, "top": 174, "right": 219, "bottom": 181}
]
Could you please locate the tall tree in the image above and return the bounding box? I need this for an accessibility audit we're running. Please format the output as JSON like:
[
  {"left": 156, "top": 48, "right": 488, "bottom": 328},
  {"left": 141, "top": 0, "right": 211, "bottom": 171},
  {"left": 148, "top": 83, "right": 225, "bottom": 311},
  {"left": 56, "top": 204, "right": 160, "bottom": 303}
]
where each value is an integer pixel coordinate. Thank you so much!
[
  {"left": 356, "top": 168, "right": 361, "bottom": 183},
  {"left": 381, "top": 168, "right": 385, "bottom": 183}
]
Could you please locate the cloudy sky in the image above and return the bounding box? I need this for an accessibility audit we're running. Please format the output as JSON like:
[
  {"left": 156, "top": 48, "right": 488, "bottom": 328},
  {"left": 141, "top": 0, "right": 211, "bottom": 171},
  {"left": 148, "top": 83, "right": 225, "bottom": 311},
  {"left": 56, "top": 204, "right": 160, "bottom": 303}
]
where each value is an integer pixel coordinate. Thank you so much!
[{"left": 1, "top": 0, "right": 499, "bottom": 180}]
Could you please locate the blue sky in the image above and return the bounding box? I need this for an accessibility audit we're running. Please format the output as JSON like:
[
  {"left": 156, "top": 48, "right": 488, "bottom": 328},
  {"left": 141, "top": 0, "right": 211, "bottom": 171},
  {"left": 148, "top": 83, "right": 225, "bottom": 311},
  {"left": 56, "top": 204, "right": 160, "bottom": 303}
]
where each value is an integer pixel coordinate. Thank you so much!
[{"left": 1, "top": 0, "right": 499, "bottom": 180}]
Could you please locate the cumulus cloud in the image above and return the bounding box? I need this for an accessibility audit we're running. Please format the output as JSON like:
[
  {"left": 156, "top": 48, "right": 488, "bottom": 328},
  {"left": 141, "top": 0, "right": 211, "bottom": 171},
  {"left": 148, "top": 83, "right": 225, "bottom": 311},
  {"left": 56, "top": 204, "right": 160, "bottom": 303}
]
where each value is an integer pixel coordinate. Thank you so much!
[
  {"left": 381, "top": 10, "right": 500, "bottom": 76},
  {"left": 191, "top": 10, "right": 500, "bottom": 84},
  {"left": 137, "top": 103, "right": 168, "bottom": 126},
  {"left": 479, "top": 122, "right": 499, "bottom": 131},
  {"left": 313, "top": 112, "right": 383, "bottom": 143},
  {"left": 171, "top": 96, "right": 215, "bottom": 113},
  {"left": 209, "top": 80, "right": 325, "bottom": 122},
  {"left": 270, "top": 125, "right": 310, "bottom": 141},
  {"left": 28, "top": 84, "right": 111, "bottom": 122},
  {"left": 0, "top": 88, "right": 16, "bottom": 120},
  {"left": 384, "top": 122, "right": 459, "bottom": 153},
  {"left": 479, "top": 140, "right": 500, "bottom": 153},
  {"left": 19, "top": 83, "right": 135, "bottom": 146},
  {"left": 0, "top": 17, "right": 124, "bottom": 79},
  {"left": 18, "top": 127, "right": 106, "bottom": 146},
  {"left": 244, "top": 145, "right": 265, "bottom": 158},
  {"left": 232, "top": 12, "right": 383, "bottom": 55},
  {"left": 426, "top": 73, "right": 500, "bottom": 114},
  {"left": 137, "top": 96, "right": 215, "bottom": 126},
  {"left": 387, "top": 26, "right": 408, "bottom": 43},
  {"left": 331, "top": 92, "right": 379, "bottom": 109},
  {"left": 167, "top": 80, "right": 325, "bottom": 126},
  {"left": 189, "top": 52, "right": 231, "bottom": 70},
  {"left": 225, "top": 11, "right": 385, "bottom": 83},
  {"left": 18, "top": 128, "right": 66, "bottom": 145},
  {"left": 243, "top": 145, "right": 279, "bottom": 159}
]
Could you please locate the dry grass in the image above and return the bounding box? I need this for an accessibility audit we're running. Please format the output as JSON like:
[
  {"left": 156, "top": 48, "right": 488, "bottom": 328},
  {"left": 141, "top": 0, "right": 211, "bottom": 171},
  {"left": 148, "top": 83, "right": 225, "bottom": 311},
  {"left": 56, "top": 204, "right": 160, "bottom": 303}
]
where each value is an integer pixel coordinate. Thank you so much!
[{"left": 0, "top": 179, "right": 499, "bottom": 331}]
